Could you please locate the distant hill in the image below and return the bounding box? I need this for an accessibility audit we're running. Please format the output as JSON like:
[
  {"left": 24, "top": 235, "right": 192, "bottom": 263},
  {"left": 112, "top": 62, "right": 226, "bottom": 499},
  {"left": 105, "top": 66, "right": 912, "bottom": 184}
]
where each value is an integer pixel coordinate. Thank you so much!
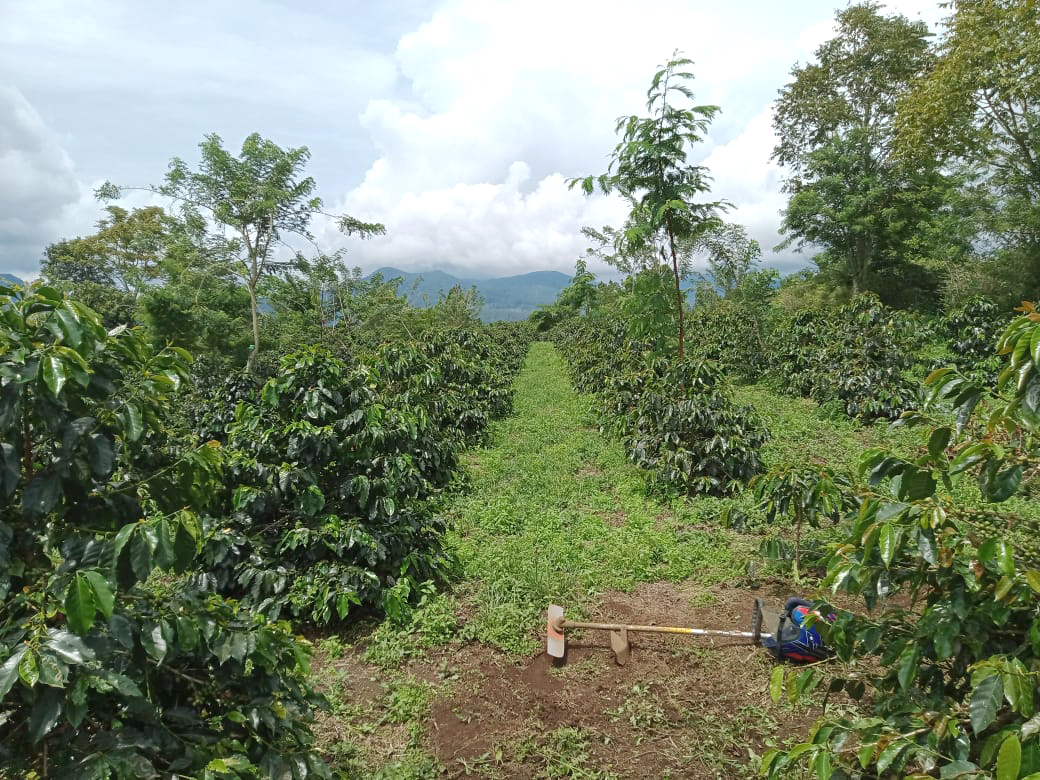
[
  {"left": 369, "top": 267, "right": 571, "bottom": 322},
  {"left": 1, "top": 274, "right": 24, "bottom": 287}
]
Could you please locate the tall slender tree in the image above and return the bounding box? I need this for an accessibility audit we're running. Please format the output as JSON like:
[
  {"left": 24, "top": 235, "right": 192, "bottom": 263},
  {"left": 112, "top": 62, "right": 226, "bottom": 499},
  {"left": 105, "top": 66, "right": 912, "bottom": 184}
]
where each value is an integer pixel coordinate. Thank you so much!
[
  {"left": 571, "top": 52, "right": 723, "bottom": 358},
  {"left": 100, "top": 133, "right": 384, "bottom": 371}
]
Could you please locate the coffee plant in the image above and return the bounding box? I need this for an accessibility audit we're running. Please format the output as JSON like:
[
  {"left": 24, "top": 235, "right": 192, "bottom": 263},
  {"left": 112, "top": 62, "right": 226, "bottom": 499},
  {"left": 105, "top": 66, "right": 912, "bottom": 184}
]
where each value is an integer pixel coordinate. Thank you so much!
[
  {"left": 687, "top": 300, "right": 775, "bottom": 384},
  {"left": 553, "top": 316, "right": 768, "bottom": 495},
  {"left": 199, "top": 325, "right": 530, "bottom": 625},
  {"left": 752, "top": 465, "right": 856, "bottom": 582},
  {"left": 942, "top": 296, "right": 1011, "bottom": 384},
  {"left": 0, "top": 284, "right": 326, "bottom": 778},
  {"left": 773, "top": 295, "right": 922, "bottom": 422},
  {"left": 763, "top": 302, "right": 1040, "bottom": 779}
]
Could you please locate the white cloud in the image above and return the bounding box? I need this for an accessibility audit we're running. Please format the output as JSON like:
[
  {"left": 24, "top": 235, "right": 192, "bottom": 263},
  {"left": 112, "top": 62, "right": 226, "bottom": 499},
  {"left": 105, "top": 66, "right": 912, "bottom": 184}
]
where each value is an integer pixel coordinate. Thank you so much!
[
  {"left": 0, "top": 0, "right": 954, "bottom": 280},
  {"left": 0, "top": 86, "right": 89, "bottom": 276},
  {"left": 325, "top": 0, "right": 821, "bottom": 276},
  {"left": 701, "top": 106, "right": 788, "bottom": 263},
  {"left": 319, "top": 163, "right": 628, "bottom": 277}
]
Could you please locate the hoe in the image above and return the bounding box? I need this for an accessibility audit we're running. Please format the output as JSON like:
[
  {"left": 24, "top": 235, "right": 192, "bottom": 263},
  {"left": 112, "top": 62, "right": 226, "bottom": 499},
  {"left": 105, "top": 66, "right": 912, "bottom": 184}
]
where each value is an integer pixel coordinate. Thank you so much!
[{"left": 546, "top": 598, "right": 832, "bottom": 666}]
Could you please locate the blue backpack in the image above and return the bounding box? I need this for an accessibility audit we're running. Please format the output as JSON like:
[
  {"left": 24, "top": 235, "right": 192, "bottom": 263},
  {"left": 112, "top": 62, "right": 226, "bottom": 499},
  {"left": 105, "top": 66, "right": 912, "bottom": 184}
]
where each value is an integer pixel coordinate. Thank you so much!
[{"left": 755, "top": 597, "right": 833, "bottom": 662}]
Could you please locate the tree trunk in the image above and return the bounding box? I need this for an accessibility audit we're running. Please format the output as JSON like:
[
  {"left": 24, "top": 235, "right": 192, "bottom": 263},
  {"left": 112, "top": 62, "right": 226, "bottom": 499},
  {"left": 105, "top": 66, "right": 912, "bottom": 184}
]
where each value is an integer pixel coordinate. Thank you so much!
[
  {"left": 246, "top": 275, "right": 261, "bottom": 373},
  {"left": 666, "top": 220, "right": 686, "bottom": 360},
  {"left": 851, "top": 232, "right": 870, "bottom": 297}
]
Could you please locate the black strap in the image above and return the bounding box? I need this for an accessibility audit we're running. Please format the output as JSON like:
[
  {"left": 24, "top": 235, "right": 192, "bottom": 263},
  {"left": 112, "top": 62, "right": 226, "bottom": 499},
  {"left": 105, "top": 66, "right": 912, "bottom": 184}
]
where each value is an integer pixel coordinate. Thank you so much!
[{"left": 774, "top": 613, "right": 787, "bottom": 660}]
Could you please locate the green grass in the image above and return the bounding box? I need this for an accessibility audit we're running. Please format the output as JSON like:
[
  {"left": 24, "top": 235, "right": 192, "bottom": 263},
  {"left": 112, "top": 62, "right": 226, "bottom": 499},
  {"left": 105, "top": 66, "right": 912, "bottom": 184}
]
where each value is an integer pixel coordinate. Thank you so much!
[
  {"left": 445, "top": 342, "right": 747, "bottom": 654},
  {"left": 731, "top": 384, "right": 918, "bottom": 473}
]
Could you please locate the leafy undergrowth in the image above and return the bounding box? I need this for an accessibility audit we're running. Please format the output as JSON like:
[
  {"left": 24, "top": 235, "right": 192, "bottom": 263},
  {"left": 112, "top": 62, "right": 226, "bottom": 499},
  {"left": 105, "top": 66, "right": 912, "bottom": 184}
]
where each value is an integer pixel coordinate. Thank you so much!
[{"left": 310, "top": 342, "right": 895, "bottom": 778}]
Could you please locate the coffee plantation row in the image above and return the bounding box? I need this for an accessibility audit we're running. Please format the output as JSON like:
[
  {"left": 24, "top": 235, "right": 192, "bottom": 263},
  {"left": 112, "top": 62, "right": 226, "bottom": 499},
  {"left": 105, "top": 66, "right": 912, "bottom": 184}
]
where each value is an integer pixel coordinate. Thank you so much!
[
  {"left": 550, "top": 293, "right": 1011, "bottom": 498},
  {"left": 0, "top": 282, "right": 531, "bottom": 778},
  {"left": 547, "top": 284, "right": 1040, "bottom": 777}
]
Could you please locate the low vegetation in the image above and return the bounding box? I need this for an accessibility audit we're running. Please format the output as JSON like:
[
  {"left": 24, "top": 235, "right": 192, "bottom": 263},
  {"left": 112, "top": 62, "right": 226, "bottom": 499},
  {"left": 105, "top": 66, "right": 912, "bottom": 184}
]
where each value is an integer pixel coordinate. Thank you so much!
[{"left": 5, "top": 0, "right": 1040, "bottom": 777}]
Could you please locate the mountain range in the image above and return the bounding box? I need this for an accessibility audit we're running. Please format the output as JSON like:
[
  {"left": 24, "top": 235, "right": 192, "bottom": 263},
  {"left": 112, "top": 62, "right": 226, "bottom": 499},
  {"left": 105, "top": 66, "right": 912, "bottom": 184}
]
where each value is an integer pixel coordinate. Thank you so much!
[
  {"left": 0, "top": 269, "right": 572, "bottom": 322},
  {"left": 369, "top": 267, "right": 571, "bottom": 322}
]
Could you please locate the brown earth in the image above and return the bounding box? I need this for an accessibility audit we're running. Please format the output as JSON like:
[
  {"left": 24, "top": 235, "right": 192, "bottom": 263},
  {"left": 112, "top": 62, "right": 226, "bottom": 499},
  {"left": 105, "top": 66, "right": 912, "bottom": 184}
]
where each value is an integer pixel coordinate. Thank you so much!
[{"left": 318, "top": 580, "right": 838, "bottom": 779}]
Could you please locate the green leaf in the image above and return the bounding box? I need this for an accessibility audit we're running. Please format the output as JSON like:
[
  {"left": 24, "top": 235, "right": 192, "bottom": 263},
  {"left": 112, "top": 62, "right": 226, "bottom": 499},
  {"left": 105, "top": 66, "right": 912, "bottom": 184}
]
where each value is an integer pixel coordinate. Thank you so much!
[
  {"left": 87, "top": 434, "right": 115, "bottom": 477},
  {"left": 898, "top": 644, "right": 919, "bottom": 690},
  {"left": 173, "top": 521, "right": 197, "bottom": 572},
  {"left": 260, "top": 380, "right": 279, "bottom": 406},
  {"left": 47, "top": 630, "right": 94, "bottom": 664},
  {"left": 813, "top": 747, "right": 832, "bottom": 779},
  {"left": 877, "top": 740, "right": 905, "bottom": 773},
  {"left": 0, "top": 646, "right": 27, "bottom": 697},
  {"left": 981, "top": 463, "right": 1023, "bottom": 503},
  {"left": 99, "top": 670, "right": 143, "bottom": 698},
  {"left": 22, "top": 473, "right": 61, "bottom": 517},
  {"left": 83, "top": 571, "right": 114, "bottom": 618},
  {"left": 153, "top": 517, "right": 175, "bottom": 569},
  {"left": 36, "top": 652, "right": 64, "bottom": 688},
  {"left": 298, "top": 485, "right": 326, "bottom": 517},
  {"left": 18, "top": 649, "right": 39, "bottom": 687},
  {"left": 111, "top": 523, "right": 135, "bottom": 559},
  {"left": 928, "top": 427, "right": 952, "bottom": 459},
  {"left": 29, "top": 687, "right": 62, "bottom": 742},
  {"left": 880, "top": 524, "right": 903, "bottom": 567},
  {"left": 41, "top": 353, "right": 67, "bottom": 397},
  {"left": 108, "top": 614, "right": 133, "bottom": 649},
  {"left": 1026, "top": 571, "right": 1040, "bottom": 594},
  {"left": 123, "top": 402, "right": 144, "bottom": 442},
  {"left": 900, "top": 468, "right": 936, "bottom": 501},
  {"left": 0, "top": 443, "right": 20, "bottom": 497},
  {"left": 971, "top": 674, "right": 1004, "bottom": 734},
  {"left": 996, "top": 734, "right": 1021, "bottom": 780},
  {"left": 934, "top": 619, "right": 958, "bottom": 660},
  {"left": 858, "top": 740, "right": 875, "bottom": 768},
  {"left": 980, "top": 539, "right": 1015, "bottom": 575},
  {"left": 917, "top": 530, "right": 938, "bottom": 565},
  {"left": 229, "top": 632, "right": 249, "bottom": 661},
  {"left": 142, "top": 623, "right": 167, "bottom": 663},
  {"left": 994, "top": 540, "right": 1015, "bottom": 576},
  {"left": 65, "top": 572, "right": 97, "bottom": 634},
  {"left": 130, "top": 528, "right": 155, "bottom": 581},
  {"left": 53, "top": 305, "right": 82, "bottom": 345},
  {"left": 770, "top": 666, "right": 784, "bottom": 704},
  {"left": 175, "top": 616, "right": 199, "bottom": 651}
]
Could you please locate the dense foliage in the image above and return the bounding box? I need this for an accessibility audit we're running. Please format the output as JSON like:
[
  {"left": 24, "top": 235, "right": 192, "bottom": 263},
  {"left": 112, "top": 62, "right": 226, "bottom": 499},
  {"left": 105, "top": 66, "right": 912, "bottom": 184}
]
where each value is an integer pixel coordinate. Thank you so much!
[
  {"left": 553, "top": 316, "right": 768, "bottom": 495},
  {"left": 686, "top": 297, "right": 776, "bottom": 384},
  {"left": 197, "top": 326, "right": 530, "bottom": 625},
  {"left": 772, "top": 295, "right": 923, "bottom": 421},
  {"left": 17, "top": 0, "right": 1040, "bottom": 774},
  {"left": 764, "top": 304, "right": 1040, "bottom": 779},
  {"left": 0, "top": 285, "right": 326, "bottom": 778},
  {"left": 0, "top": 272, "right": 531, "bottom": 776},
  {"left": 942, "top": 296, "right": 1011, "bottom": 383}
]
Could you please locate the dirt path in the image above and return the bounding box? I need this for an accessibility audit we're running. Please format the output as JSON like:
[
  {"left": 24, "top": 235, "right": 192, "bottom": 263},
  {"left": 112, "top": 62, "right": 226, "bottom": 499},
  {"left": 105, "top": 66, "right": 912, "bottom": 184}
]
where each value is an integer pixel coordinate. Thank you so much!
[{"left": 313, "top": 343, "right": 816, "bottom": 779}]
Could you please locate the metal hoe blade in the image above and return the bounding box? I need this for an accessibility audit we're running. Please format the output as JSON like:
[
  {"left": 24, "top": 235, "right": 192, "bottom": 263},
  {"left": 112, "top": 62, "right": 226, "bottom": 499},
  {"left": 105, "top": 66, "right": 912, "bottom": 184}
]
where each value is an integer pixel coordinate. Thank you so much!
[
  {"left": 609, "top": 628, "right": 630, "bottom": 666},
  {"left": 547, "top": 604, "right": 566, "bottom": 659}
]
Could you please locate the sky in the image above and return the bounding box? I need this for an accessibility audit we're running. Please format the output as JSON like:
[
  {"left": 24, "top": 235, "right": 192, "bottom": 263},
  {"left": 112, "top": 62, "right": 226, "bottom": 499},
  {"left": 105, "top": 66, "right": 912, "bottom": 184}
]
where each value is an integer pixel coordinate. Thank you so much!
[{"left": 0, "top": 0, "right": 946, "bottom": 282}]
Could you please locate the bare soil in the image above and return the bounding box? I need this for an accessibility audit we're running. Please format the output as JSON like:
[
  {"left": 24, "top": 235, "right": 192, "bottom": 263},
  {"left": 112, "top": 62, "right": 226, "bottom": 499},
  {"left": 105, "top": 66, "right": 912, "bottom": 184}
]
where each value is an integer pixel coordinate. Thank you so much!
[{"left": 318, "top": 580, "right": 834, "bottom": 779}]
